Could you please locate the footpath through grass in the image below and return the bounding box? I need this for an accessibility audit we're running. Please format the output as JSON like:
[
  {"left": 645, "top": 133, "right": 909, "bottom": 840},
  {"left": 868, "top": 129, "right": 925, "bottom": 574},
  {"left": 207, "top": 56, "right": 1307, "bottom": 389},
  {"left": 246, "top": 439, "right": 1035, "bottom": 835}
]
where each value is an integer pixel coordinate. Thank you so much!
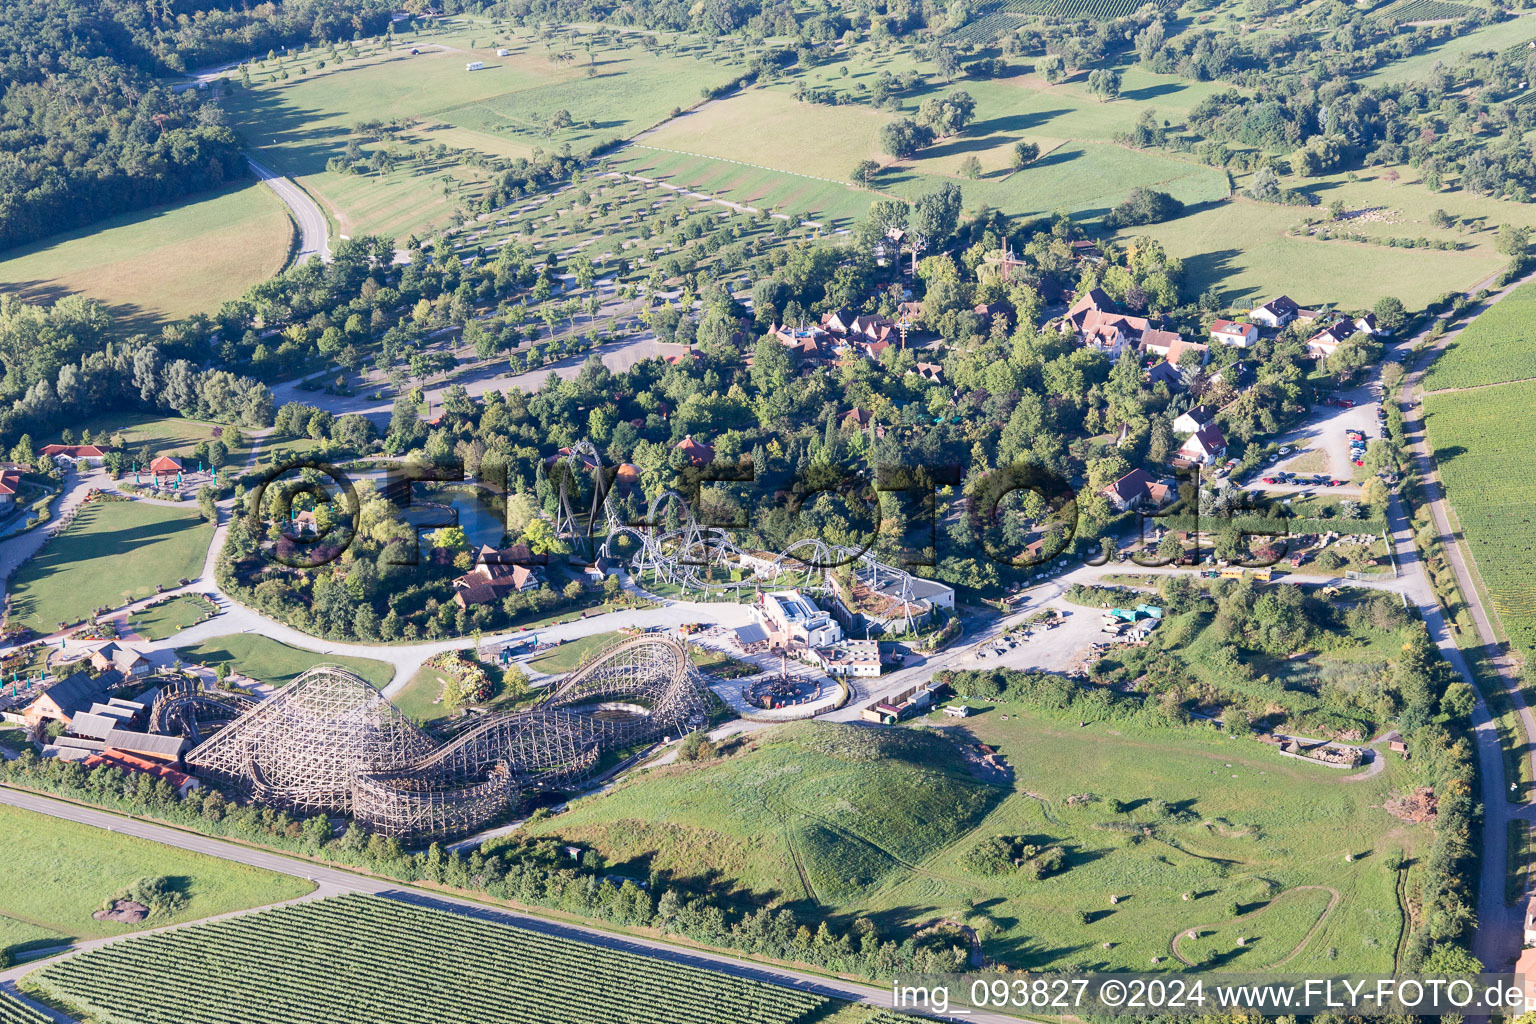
[
  {"left": 9, "top": 501, "right": 212, "bottom": 633},
  {"left": 0, "top": 804, "right": 311, "bottom": 960},
  {"left": 175, "top": 634, "right": 394, "bottom": 689}
]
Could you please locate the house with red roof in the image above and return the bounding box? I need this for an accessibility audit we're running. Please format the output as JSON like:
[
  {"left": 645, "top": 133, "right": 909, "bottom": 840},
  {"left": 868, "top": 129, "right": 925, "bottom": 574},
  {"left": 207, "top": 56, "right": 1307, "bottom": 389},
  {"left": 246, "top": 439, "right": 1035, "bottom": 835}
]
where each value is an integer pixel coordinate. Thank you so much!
[
  {"left": 676, "top": 435, "right": 715, "bottom": 467},
  {"left": 0, "top": 468, "right": 20, "bottom": 510},
  {"left": 1209, "top": 320, "right": 1259, "bottom": 348},
  {"left": 41, "top": 444, "right": 105, "bottom": 462},
  {"left": 83, "top": 749, "right": 201, "bottom": 797},
  {"left": 452, "top": 543, "right": 546, "bottom": 608},
  {"left": 148, "top": 455, "right": 182, "bottom": 480}
]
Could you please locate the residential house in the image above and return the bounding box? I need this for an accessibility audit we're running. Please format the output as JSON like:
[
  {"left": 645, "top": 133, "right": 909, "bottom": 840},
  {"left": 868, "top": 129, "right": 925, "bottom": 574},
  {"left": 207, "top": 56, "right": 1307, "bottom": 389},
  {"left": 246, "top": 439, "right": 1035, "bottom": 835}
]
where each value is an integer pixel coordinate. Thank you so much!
[
  {"left": 1147, "top": 360, "right": 1186, "bottom": 390},
  {"left": 1141, "top": 330, "right": 1208, "bottom": 368},
  {"left": 1249, "top": 295, "right": 1300, "bottom": 329},
  {"left": 1102, "top": 469, "right": 1171, "bottom": 512},
  {"left": 0, "top": 468, "right": 19, "bottom": 510},
  {"left": 1178, "top": 422, "right": 1228, "bottom": 465},
  {"left": 1306, "top": 319, "right": 1358, "bottom": 360},
  {"left": 911, "top": 362, "right": 944, "bottom": 383},
  {"left": 1172, "top": 404, "right": 1216, "bottom": 435},
  {"left": 1353, "top": 312, "right": 1383, "bottom": 336},
  {"left": 1209, "top": 319, "right": 1260, "bottom": 348},
  {"left": 451, "top": 544, "right": 546, "bottom": 608}
]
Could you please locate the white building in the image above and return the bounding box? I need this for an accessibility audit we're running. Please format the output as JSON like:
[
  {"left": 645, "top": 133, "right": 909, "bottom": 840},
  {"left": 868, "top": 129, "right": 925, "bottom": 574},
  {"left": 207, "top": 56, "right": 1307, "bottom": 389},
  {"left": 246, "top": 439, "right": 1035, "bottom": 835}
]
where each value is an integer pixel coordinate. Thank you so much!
[
  {"left": 465, "top": 60, "right": 485, "bottom": 71},
  {"left": 815, "top": 639, "right": 882, "bottom": 678},
  {"left": 760, "top": 590, "right": 842, "bottom": 648}
]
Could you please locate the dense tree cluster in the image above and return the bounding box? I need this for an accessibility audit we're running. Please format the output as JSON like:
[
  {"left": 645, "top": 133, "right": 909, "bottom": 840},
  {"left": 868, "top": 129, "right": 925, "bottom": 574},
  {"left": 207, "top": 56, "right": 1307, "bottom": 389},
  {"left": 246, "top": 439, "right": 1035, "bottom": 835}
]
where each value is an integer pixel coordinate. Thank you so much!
[{"left": 0, "top": 0, "right": 393, "bottom": 247}]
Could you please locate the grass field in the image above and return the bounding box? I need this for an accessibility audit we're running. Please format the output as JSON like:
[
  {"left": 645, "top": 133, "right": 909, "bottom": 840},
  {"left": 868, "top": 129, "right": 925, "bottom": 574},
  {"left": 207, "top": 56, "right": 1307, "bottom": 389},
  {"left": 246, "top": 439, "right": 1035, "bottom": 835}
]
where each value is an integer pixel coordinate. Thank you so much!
[
  {"left": 223, "top": 22, "right": 738, "bottom": 242},
  {"left": 27, "top": 893, "right": 848, "bottom": 1024},
  {"left": 526, "top": 711, "right": 1418, "bottom": 972},
  {"left": 621, "top": 61, "right": 1231, "bottom": 228},
  {"left": 1424, "top": 378, "right": 1536, "bottom": 658},
  {"left": 526, "top": 631, "right": 624, "bottom": 674},
  {"left": 0, "top": 804, "right": 311, "bottom": 960},
  {"left": 0, "top": 182, "right": 291, "bottom": 332},
  {"left": 126, "top": 594, "right": 217, "bottom": 641},
  {"left": 66, "top": 413, "right": 255, "bottom": 467},
  {"left": 521, "top": 723, "right": 1001, "bottom": 908},
  {"left": 1423, "top": 282, "right": 1536, "bottom": 391},
  {"left": 175, "top": 634, "right": 394, "bottom": 689},
  {"left": 1123, "top": 194, "right": 1503, "bottom": 313},
  {"left": 1364, "top": 17, "right": 1536, "bottom": 84},
  {"left": 8, "top": 502, "right": 212, "bottom": 632}
]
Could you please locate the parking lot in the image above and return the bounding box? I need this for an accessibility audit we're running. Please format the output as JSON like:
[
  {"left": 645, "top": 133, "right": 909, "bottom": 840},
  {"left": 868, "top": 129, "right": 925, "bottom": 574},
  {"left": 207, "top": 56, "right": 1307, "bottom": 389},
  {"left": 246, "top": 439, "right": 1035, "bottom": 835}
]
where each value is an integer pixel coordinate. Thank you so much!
[{"left": 1241, "top": 376, "right": 1383, "bottom": 493}]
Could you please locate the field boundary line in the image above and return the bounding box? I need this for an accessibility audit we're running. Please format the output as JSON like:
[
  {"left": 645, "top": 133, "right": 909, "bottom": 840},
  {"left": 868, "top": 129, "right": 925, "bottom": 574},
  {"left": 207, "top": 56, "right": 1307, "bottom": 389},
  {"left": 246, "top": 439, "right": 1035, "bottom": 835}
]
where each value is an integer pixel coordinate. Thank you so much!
[{"left": 1421, "top": 374, "right": 1536, "bottom": 396}]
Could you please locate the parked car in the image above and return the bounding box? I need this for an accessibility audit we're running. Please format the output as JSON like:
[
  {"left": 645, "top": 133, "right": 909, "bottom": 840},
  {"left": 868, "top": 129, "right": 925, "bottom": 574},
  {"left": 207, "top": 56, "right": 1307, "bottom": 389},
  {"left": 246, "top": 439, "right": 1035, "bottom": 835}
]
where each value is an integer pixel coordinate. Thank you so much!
[
  {"left": 1262, "top": 476, "right": 1277, "bottom": 484},
  {"left": 1280, "top": 446, "right": 1292, "bottom": 455}
]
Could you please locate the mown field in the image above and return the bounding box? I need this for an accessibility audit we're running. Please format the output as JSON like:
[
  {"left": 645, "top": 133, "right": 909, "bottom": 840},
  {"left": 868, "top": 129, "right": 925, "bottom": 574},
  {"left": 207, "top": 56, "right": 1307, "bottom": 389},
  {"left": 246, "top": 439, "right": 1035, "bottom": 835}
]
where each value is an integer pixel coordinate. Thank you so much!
[
  {"left": 27, "top": 893, "right": 850, "bottom": 1024},
  {"left": 623, "top": 57, "right": 1231, "bottom": 228},
  {"left": 1423, "top": 282, "right": 1536, "bottom": 391},
  {"left": 175, "top": 634, "right": 394, "bottom": 689},
  {"left": 0, "top": 804, "right": 311, "bottom": 960},
  {"left": 222, "top": 20, "right": 739, "bottom": 242},
  {"left": 1424, "top": 378, "right": 1536, "bottom": 658},
  {"left": 526, "top": 711, "right": 1418, "bottom": 973},
  {"left": 9, "top": 502, "right": 213, "bottom": 632},
  {"left": 0, "top": 182, "right": 291, "bottom": 331}
]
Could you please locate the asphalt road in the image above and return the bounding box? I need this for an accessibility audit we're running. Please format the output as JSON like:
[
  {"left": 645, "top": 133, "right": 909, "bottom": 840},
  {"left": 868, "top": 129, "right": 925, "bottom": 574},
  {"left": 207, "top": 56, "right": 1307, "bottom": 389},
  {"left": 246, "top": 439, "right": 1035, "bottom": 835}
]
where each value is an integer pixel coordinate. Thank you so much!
[
  {"left": 0, "top": 787, "right": 1017, "bottom": 1024},
  {"left": 248, "top": 156, "right": 329, "bottom": 263}
]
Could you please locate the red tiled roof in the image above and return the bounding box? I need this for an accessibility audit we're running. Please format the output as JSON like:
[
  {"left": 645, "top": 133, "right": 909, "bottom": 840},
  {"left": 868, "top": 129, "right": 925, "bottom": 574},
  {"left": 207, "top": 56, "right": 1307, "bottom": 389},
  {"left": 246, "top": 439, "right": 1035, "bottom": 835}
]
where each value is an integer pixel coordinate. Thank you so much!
[
  {"left": 0, "top": 470, "right": 19, "bottom": 496},
  {"left": 40, "top": 444, "right": 105, "bottom": 458},
  {"left": 148, "top": 456, "right": 182, "bottom": 474},
  {"left": 83, "top": 749, "right": 195, "bottom": 790}
]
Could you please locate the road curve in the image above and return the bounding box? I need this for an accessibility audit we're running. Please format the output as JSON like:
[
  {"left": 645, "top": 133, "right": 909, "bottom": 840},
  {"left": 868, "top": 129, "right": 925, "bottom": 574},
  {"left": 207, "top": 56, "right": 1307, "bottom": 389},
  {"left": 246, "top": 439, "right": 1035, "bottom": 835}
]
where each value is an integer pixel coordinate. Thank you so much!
[
  {"left": 0, "top": 787, "right": 1009, "bottom": 1024},
  {"left": 247, "top": 156, "right": 329, "bottom": 264}
]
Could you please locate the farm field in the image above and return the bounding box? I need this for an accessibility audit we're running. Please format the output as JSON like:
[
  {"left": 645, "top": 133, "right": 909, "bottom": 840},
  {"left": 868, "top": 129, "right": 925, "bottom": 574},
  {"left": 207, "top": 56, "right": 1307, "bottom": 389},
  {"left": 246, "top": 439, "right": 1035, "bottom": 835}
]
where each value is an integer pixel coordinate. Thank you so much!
[
  {"left": 0, "top": 993, "right": 49, "bottom": 1024},
  {"left": 1422, "top": 282, "right": 1536, "bottom": 391},
  {"left": 0, "top": 804, "right": 311, "bottom": 960},
  {"left": 175, "top": 635, "right": 395, "bottom": 689},
  {"left": 222, "top": 21, "right": 740, "bottom": 242},
  {"left": 0, "top": 182, "right": 291, "bottom": 332},
  {"left": 8, "top": 502, "right": 213, "bottom": 633},
  {"left": 528, "top": 711, "right": 1418, "bottom": 973},
  {"left": 1424, "top": 378, "right": 1536, "bottom": 659},
  {"left": 28, "top": 893, "right": 839, "bottom": 1024}
]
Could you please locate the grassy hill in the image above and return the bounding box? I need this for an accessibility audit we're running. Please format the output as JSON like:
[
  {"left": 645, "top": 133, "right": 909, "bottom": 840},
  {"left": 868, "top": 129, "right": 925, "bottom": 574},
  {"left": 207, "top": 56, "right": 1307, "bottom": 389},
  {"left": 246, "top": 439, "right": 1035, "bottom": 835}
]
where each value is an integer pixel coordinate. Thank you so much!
[{"left": 520, "top": 722, "right": 1004, "bottom": 907}]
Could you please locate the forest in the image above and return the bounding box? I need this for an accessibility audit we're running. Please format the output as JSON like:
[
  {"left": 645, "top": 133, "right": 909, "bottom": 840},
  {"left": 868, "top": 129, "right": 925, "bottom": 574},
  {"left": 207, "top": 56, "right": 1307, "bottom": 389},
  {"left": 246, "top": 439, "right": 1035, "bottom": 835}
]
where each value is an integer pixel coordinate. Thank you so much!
[{"left": 0, "top": 0, "right": 393, "bottom": 249}]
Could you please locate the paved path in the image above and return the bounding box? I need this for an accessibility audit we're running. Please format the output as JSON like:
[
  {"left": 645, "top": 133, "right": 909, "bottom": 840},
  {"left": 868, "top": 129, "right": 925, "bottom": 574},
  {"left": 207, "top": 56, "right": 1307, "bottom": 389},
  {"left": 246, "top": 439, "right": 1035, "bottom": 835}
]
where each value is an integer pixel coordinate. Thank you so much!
[
  {"left": 1388, "top": 267, "right": 1536, "bottom": 971},
  {"left": 248, "top": 156, "right": 329, "bottom": 264},
  {"left": 0, "top": 787, "right": 1008, "bottom": 1024}
]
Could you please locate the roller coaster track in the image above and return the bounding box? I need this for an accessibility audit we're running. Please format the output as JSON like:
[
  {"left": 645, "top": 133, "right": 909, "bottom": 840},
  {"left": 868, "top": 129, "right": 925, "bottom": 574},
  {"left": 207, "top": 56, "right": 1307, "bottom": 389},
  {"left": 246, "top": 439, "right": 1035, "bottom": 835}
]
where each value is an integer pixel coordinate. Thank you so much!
[
  {"left": 187, "top": 635, "right": 711, "bottom": 842},
  {"left": 545, "top": 439, "right": 929, "bottom": 631}
]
